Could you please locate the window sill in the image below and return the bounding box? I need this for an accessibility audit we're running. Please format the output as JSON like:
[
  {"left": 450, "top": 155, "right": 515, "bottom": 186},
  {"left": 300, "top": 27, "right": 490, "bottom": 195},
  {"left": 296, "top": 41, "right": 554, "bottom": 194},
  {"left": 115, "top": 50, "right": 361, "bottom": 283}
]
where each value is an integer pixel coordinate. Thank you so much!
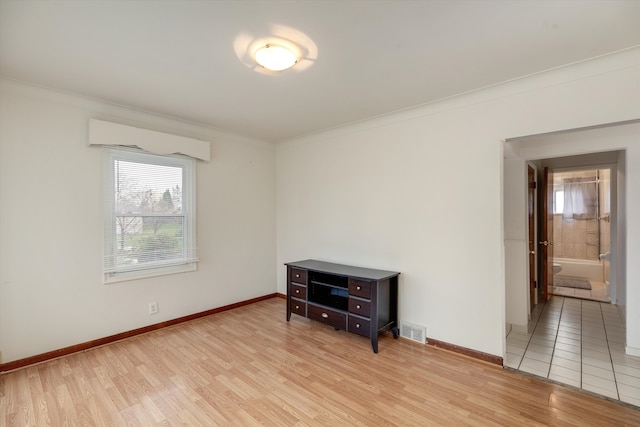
[{"left": 104, "top": 262, "right": 197, "bottom": 284}]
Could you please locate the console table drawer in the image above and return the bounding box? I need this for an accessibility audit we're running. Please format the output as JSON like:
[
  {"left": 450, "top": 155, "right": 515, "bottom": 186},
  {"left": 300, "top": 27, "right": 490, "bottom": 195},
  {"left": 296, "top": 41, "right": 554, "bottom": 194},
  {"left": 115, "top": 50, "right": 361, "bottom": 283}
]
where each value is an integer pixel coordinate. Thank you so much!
[
  {"left": 308, "top": 304, "right": 346, "bottom": 330},
  {"left": 348, "top": 298, "right": 370, "bottom": 317},
  {"left": 291, "top": 283, "right": 307, "bottom": 299},
  {"left": 290, "top": 299, "right": 306, "bottom": 317},
  {"left": 349, "top": 279, "right": 372, "bottom": 299},
  {"left": 290, "top": 268, "right": 307, "bottom": 284},
  {"left": 348, "top": 316, "right": 370, "bottom": 338}
]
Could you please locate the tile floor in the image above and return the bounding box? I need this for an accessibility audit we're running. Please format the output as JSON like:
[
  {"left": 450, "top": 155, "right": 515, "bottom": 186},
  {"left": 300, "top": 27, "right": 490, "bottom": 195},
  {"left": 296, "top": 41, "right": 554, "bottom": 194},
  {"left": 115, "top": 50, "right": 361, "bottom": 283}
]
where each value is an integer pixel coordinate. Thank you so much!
[
  {"left": 552, "top": 277, "right": 609, "bottom": 302},
  {"left": 506, "top": 296, "right": 640, "bottom": 408}
]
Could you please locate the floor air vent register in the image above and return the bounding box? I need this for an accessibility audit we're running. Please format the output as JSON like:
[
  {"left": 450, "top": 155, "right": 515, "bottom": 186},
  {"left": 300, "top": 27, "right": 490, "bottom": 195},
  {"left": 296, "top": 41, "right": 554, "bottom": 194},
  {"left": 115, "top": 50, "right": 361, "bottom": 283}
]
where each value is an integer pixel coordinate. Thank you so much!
[{"left": 400, "top": 321, "right": 427, "bottom": 344}]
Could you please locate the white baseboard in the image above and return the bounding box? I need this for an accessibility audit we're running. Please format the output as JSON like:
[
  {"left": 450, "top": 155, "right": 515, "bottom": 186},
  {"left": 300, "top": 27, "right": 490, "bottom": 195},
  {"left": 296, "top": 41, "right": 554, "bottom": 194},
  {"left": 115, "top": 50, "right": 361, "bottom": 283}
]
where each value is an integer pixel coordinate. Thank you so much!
[{"left": 626, "top": 346, "right": 640, "bottom": 357}]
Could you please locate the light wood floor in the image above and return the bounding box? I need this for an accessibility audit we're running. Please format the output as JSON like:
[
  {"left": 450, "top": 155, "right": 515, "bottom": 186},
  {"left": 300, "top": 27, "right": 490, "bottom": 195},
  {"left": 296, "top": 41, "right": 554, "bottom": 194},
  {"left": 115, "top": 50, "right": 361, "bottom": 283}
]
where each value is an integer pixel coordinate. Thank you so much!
[{"left": 1, "top": 298, "right": 638, "bottom": 426}]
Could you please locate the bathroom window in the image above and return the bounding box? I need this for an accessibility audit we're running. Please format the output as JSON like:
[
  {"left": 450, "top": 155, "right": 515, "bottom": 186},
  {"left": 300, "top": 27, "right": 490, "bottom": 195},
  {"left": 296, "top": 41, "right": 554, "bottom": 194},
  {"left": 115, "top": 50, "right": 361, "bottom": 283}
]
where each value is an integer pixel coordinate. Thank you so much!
[{"left": 553, "top": 189, "right": 564, "bottom": 214}]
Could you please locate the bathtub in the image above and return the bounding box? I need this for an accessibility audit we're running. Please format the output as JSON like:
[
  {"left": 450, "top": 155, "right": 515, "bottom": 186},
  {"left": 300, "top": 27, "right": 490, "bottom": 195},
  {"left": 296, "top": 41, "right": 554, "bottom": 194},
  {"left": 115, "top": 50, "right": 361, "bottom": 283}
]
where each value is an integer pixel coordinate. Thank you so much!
[{"left": 553, "top": 257, "right": 604, "bottom": 283}]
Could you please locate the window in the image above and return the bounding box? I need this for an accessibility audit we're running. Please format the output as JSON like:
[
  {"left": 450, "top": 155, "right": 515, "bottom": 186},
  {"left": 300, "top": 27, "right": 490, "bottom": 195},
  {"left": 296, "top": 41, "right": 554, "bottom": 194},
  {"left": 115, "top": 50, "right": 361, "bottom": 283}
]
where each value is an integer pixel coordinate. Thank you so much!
[
  {"left": 103, "top": 147, "right": 197, "bottom": 283},
  {"left": 553, "top": 188, "right": 564, "bottom": 214}
]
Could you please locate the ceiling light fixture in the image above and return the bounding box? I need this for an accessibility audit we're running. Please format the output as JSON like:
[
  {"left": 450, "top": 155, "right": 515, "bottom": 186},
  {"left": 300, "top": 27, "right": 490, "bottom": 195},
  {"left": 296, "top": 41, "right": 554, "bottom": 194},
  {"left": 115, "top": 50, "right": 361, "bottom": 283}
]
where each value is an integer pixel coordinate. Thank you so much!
[{"left": 253, "top": 43, "right": 298, "bottom": 71}]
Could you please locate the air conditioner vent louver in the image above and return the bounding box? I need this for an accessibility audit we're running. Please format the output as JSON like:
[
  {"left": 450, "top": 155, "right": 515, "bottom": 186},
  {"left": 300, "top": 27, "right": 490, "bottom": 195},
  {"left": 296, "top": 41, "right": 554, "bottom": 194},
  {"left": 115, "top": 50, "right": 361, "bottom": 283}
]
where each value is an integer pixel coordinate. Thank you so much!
[{"left": 400, "top": 321, "right": 427, "bottom": 344}]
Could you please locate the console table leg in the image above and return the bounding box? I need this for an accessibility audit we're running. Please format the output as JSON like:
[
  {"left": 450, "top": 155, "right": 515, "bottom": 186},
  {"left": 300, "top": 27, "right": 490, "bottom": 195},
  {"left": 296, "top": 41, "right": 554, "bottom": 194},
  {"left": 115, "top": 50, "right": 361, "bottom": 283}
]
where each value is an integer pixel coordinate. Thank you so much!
[
  {"left": 371, "top": 338, "right": 379, "bottom": 353},
  {"left": 392, "top": 326, "right": 399, "bottom": 339}
]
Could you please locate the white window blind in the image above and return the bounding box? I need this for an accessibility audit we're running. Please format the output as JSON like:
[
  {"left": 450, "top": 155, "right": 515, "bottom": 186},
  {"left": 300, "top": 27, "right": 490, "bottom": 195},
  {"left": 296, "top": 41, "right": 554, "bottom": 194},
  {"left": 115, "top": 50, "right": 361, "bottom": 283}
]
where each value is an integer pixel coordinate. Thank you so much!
[{"left": 103, "top": 146, "right": 197, "bottom": 282}]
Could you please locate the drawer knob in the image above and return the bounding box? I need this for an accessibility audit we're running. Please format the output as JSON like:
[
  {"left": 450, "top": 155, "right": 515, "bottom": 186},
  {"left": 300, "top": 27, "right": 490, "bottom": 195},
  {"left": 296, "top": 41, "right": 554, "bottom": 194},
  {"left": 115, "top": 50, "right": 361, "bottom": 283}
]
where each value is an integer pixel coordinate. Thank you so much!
[
  {"left": 295, "top": 274, "right": 300, "bottom": 278},
  {"left": 356, "top": 323, "right": 361, "bottom": 328},
  {"left": 356, "top": 304, "right": 361, "bottom": 309},
  {"left": 295, "top": 289, "right": 300, "bottom": 294},
  {"left": 356, "top": 286, "right": 361, "bottom": 291},
  {"left": 321, "top": 312, "right": 329, "bottom": 319},
  {"left": 295, "top": 305, "right": 300, "bottom": 309}
]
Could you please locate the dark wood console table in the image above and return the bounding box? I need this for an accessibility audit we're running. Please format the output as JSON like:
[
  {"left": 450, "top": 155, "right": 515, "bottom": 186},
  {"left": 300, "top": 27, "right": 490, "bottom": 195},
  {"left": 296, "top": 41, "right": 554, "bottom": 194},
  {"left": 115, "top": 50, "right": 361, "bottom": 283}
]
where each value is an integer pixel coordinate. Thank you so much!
[{"left": 285, "top": 259, "right": 400, "bottom": 353}]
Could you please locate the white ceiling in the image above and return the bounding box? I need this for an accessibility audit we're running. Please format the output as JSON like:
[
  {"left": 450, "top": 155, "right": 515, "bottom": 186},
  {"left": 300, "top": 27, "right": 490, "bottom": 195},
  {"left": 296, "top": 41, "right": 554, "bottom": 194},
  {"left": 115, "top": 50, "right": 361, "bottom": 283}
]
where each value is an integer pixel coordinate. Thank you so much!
[{"left": 1, "top": 1, "right": 639, "bottom": 142}]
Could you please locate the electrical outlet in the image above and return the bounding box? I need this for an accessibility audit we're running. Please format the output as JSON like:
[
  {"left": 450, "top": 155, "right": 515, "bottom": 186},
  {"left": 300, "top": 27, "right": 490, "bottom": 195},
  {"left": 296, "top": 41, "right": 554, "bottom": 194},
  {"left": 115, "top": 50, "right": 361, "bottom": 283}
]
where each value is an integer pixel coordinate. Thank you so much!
[{"left": 148, "top": 301, "right": 158, "bottom": 315}]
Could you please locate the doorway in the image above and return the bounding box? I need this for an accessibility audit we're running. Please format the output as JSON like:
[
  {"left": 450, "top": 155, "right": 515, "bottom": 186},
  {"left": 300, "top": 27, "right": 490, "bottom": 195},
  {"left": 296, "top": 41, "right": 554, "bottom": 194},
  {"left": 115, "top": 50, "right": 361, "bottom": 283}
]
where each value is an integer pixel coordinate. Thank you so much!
[
  {"left": 548, "top": 167, "right": 612, "bottom": 302},
  {"left": 510, "top": 154, "right": 626, "bottom": 403},
  {"left": 503, "top": 122, "right": 640, "bottom": 405},
  {"left": 530, "top": 156, "right": 618, "bottom": 307}
]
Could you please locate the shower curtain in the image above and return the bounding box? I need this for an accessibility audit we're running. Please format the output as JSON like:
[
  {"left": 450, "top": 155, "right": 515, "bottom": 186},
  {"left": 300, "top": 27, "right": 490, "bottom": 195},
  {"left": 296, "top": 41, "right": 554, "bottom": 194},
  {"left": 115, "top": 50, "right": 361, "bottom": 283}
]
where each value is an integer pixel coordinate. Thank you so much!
[{"left": 563, "top": 177, "right": 597, "bottom": 220}]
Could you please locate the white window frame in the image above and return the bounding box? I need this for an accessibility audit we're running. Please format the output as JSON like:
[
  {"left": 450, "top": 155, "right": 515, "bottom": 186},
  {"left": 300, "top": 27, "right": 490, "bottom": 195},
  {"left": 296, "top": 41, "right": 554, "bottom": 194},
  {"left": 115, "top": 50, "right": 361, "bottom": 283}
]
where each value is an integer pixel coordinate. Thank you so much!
[{"left": 103, "top": 146, "right": 197, "bottom": 283}]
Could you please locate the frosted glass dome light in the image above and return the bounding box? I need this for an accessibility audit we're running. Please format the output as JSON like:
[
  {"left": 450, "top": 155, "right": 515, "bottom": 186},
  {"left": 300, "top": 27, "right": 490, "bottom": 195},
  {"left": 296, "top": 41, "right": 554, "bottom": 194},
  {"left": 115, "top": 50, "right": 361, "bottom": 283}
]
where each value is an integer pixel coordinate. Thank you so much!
[{"left": 254, "top": 44, "right": 298, "bottom": 71}]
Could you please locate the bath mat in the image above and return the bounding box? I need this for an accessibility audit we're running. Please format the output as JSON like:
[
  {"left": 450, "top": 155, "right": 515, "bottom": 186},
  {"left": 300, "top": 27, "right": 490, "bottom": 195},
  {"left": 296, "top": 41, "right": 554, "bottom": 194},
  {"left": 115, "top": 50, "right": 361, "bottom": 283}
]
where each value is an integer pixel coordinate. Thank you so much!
[{"left": 554, "top": 277, "right": 592, "bottom": 290}]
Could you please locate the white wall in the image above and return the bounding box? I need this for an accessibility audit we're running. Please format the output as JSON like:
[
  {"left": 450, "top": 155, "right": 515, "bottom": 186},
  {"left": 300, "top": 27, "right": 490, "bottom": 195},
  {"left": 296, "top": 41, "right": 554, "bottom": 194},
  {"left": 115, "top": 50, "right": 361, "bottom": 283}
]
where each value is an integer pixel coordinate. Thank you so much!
[
  {"left": 0, "top": 79, "right": 277, "bottom": 363},
  {"left": 503, "top": 157, "right": 529, "bottom": 329},
  {"left": 277, "top": 47, "right": 640, "bottom": 358},
  {"left": 617, "top": 150, "right": 627, "bottom": 319}
]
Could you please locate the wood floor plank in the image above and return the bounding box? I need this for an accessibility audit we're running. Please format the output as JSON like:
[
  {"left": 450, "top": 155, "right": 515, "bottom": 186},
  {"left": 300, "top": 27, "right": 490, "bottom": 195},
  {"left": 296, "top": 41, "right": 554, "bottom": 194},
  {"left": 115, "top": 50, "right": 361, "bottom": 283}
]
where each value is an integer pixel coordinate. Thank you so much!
[{"left": 1, "top": 297, "right": 639, "bottom": 426}]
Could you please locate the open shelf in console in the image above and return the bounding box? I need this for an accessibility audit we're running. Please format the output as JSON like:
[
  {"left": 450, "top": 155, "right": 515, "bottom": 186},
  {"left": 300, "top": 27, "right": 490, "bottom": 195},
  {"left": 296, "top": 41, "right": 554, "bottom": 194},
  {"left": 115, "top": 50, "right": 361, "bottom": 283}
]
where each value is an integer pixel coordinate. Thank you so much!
[{"left": 308, "top": 271, "right": 348, "bottom": 311}]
